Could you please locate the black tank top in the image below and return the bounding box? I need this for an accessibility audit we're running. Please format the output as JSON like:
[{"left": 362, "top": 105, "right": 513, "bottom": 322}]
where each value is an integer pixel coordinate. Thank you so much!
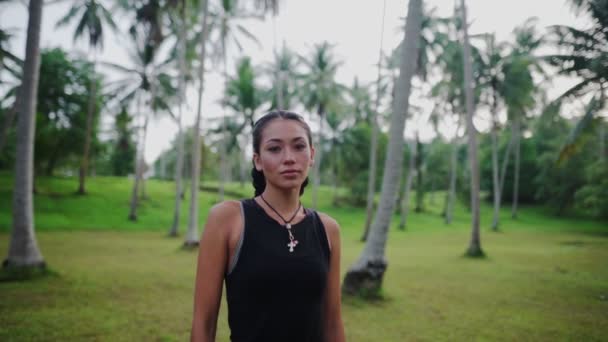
[{"left": 225, "top": 198, "right": 331, "bottom": 342}]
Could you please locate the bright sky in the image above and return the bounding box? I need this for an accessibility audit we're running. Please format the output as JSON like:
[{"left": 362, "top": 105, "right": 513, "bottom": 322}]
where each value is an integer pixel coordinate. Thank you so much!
[{"left": 0, "top": 0, "right": 590, "bottom": 163}]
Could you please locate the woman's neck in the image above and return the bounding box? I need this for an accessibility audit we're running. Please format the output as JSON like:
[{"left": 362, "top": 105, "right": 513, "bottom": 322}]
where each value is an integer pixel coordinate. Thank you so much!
[{"left": 259, "top": 187, "right": 301, "bottom": 215}]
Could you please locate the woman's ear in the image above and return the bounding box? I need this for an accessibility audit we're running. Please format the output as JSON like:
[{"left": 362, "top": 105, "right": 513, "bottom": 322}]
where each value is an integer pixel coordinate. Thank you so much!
[
  {"left": 309, "top": 146, "right": 316, "bottom": 167},
  {"left": 253, "top": 153, "right": 262, "bottom": 171}
]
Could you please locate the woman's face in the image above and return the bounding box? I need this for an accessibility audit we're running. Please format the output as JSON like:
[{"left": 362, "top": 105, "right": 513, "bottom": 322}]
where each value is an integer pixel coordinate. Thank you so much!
[{"left": 253, "top": 119, "right": 315, "bottom": 192}]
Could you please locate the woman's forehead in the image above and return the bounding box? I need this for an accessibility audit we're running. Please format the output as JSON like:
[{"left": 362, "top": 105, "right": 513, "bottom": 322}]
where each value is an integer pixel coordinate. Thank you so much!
[{"left": 261, "top": 119, "right": 309, "bottom": 142}]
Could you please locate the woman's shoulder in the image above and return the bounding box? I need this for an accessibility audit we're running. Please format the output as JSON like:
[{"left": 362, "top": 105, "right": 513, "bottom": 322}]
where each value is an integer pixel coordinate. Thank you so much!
[
  {"left": 312, "top": 211, "right": 340, "bottom": 251},
  {"left": 313, "top": 211, "right": 340, "bottom": 233},
  {"left": 204, "top": 200, "right": 243, "bottom": 235}
]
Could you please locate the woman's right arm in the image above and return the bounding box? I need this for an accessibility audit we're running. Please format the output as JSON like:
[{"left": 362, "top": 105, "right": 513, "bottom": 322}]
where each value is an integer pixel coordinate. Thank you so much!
[{"left": 191, "top": 201, "right": 240, "bottom": 341}]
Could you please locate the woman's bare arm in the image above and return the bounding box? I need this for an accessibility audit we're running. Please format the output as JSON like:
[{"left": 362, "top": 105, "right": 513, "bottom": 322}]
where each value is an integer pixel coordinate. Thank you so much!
[
  {"left": 319, "top": 213, "right": 346, "bottom": 342},
  {"left": 191, "top": 201, "right": 241, "bottom": 342}
]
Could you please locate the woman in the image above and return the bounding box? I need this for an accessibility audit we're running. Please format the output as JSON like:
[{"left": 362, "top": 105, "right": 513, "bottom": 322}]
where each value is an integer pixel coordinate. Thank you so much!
[{"left": 191, "top": 110, "right": 345, "bottom": 341}]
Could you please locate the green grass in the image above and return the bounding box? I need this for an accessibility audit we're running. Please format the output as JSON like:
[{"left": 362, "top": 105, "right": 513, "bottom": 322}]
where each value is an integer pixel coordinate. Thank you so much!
[{"left": 0, "top": 174, "right": 607, "bottom": 341}]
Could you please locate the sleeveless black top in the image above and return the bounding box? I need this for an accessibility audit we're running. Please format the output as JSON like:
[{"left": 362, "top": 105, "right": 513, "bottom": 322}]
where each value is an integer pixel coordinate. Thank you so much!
[{"left": 225, "top": 199, "right": 331, "bottom": 342}]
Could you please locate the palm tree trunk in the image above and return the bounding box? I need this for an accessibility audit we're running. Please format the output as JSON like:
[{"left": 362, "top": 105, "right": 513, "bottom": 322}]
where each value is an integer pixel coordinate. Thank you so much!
[
  {"left": 0, "top": 93, "right": 19, "bottom": 154},
  {"left": 414, "top": 138, "right": 424, "bottom": 212},
  {"left": 138, "top": 117, "right": 149, "bottom": 196},
  {"left": 218, "top": 25, "right": 230, "bottom": 203},
  {"left": 600, "top": 122, "right": 606, "bottom": 164},
  {"left": 78, "top": 51, "right": 97, "bottom": 195},
  {"left": 445, "top": 134, "right": 458, "bottom": 224},
  {"left": 362, "top": 0, "right": 387, "bottom": 242},
  {"left": 491, "top": 100, "right": 500, "bottom": 231},
  {"left": 312, "top": 110, "right": 325, "bottom": 210},
  {"left": 511, "top": 117, "right": 521, "bottom": 219},
  {"left": 3, "top": 0, "right": 45, "bottom": 270},
  {"left": 128, "top": 96, "right": 144, "bottom": 221},
  {"left": 398, "top": 142, "right": 416, "bottom": 230},
  {"left": 499, "top": 128, "right": 514, "bottom": 205},
  {"left": 169, "top": 4, "right": 188, "bottom": 238},
  {"left": 184, "top": 0, "right": 210, "bottom": 247},
  {"left": 460, "top": 0, "right": 483, "bottom": 257},
  {"left": 343, "top": 0, "right": 423, "bottom": 296},
  {"left": 169, "top": 125, "right": 184, "bottom": 235},
  {"left": 362, "top": 111, "right": 379, "bottom": 241}
]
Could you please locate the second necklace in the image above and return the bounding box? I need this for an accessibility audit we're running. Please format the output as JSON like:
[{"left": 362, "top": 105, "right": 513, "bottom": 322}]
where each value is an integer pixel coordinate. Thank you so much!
[{"left": 259, "top": 194, "right": 302, "bottom": 253}]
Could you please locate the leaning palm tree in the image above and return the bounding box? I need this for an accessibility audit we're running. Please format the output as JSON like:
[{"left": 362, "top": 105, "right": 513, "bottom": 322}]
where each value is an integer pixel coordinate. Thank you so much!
[
  {"left": 3, "top": 0, "right": 45, "bottom": 273},
  {"left": 55, "top": 0, "right": 117, "bottom": 195},
  {"left": 299, "top": 42, "right": 345, "bottom": 210},
  {"left": 342, "top": 0, "right": 424, "bottom": 296},
  {"left": 460, "top": 0, "right": 484, "bottom": 257}
]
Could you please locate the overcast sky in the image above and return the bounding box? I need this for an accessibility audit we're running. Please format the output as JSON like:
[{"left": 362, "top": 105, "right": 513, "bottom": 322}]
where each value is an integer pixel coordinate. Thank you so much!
[{"left": 1, "top": 0, "right": 590, "bottom": 162}]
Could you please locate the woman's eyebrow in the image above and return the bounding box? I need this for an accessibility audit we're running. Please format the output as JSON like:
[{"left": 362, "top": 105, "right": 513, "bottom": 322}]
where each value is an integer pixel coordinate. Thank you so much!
[{"left": 265, "top": 136, "right": 306, "bottom": 143}]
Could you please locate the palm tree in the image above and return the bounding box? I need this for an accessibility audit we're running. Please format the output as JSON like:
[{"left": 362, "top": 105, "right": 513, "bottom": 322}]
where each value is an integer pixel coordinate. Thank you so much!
[
  {"left": 478, "top": 33, "right": 506, "bottom": 231},
  {"left": 299, "top": 42, "right": 345, "bottom": 210},
  {"left": 545, "top": 0, "right": 607, "bottom": 162},
  {"left": 265, "top": 43, "right": 299, "bottom": 110},
  {"left": 56, "top": 0, "right": 117, "bottom": 195},
  {"left": 104, "top": 38, "right": 173, "bottom": 220},
  {"left": 222, "top": 56, "right": 264, "bottom": 185},
  {"left": 183, "top": 0, "right": 212, "bottom": 247},
  {"left": 432, "top": 37, "right": 465, "bottom": 225},
  {"left": 3, "top": 0, "right": 45, "bottom": 272},
  {"left": 342, "top": 0, "right": 424, "bottom": 296},
  {"left": 362, "top": 0, "right": 388, "bottom": 241},
  {"left": 502, "top": 18, "right": 543, "bottom": 219},
  {"left": 167, "top": 0, "right": 189, "bottom": 238},
  {"left": 209, "top": 0, "right": 261, "bottom": 202},
  {"left": 460, "top": 0, "right": 484, "bottom": 257}
]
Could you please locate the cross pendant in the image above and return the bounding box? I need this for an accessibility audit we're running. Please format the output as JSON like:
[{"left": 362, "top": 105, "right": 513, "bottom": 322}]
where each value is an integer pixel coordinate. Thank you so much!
[{"left": 287, "top": 240, "right": 298, "bottom": 252}]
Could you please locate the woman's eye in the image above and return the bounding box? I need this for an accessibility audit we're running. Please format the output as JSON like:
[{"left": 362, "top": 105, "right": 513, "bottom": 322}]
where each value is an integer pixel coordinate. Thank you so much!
[
  {"left": 295, "top": 144, "right": 306, "bottom": 150},
  {"left": 268, "top": 146, "right": 280, "bottom": 152}
]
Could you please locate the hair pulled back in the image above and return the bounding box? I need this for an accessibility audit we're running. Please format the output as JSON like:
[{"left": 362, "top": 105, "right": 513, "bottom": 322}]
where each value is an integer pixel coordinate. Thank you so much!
[{"left": 251, "top": 110, "right": 312, "bottom": 197}]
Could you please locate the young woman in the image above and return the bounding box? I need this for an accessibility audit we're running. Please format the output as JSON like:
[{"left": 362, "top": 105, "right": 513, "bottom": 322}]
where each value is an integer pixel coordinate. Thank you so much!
[{"left": 191, "top": 110, "right": 345, "bottom": 342}]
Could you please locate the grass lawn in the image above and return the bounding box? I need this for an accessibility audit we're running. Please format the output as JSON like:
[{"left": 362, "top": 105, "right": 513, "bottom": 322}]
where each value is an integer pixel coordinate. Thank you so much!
[{"left": 1, "top": 174, "right": 607, "bottom": 341}]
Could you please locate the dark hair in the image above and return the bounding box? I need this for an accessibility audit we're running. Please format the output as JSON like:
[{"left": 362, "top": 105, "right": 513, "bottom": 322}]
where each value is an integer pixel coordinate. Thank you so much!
[{"left": 251, "top": 110, "right": 312, "bottom": 197}]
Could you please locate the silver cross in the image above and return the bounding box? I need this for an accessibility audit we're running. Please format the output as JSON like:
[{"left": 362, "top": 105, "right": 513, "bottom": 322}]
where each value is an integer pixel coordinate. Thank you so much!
[{"left": 287, "top": 240, "right": 298, "bottom": 252}]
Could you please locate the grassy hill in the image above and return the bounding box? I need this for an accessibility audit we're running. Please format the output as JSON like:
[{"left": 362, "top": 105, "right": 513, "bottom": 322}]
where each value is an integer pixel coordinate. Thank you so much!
[{"left": 0, "top": 174, "right": 607, "bottom": 341}]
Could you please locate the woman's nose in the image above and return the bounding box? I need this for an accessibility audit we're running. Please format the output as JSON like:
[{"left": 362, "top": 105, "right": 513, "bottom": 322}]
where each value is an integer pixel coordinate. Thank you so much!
[{"left": 283, "top": 147, "right": 296, "bottom": 163}]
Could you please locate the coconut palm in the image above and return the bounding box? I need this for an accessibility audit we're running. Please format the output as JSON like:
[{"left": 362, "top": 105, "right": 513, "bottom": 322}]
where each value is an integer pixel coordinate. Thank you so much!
[
  {"left": 545, "top": 0, "right": 607, "bottom": 162},
  {"left": 55, "top": 0, "right": 117, "bottom": 195},
  {"left": 502, "top": 18, "right": 543, "bottom": 219},
  {"left": 3, "top": 0, "right": 45, "bottom": 272},
  {"left": 342, "top": 0, "right": 424, "bottom": 296},
  {"left": 104, "top": 37, "right": 173, "bottom": 220},
  {"left": 183, "top": 0, "right": 212, "bottom": 246},
  {"left": 208, "top": 0, "right": 261, "bottom": 202},
  {"left": 362, "top": 0, "right": 387, "bottom": 240},
  {"left": 265, "top": 43, "right": 299, "bottom": 110},
  {"left": 478, "top": 33, "right": 507, "bottom": 231},
  {"left": 222, "top": 56, "right": 264, "bottom": 186},
  {"left": 299, "top": 41, "right": 345, "bottom": 210},
  {"left": 166, "top": 0, "right": 189, "bottom": 237},
  {"left": 460, "top": 0, "right": 484, "bottom": 257}
]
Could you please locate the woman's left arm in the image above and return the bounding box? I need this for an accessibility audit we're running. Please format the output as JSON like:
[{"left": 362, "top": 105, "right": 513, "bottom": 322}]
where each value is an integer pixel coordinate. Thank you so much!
[{"left": 319, "top": 214, "right": 346, "bottom": 342}]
